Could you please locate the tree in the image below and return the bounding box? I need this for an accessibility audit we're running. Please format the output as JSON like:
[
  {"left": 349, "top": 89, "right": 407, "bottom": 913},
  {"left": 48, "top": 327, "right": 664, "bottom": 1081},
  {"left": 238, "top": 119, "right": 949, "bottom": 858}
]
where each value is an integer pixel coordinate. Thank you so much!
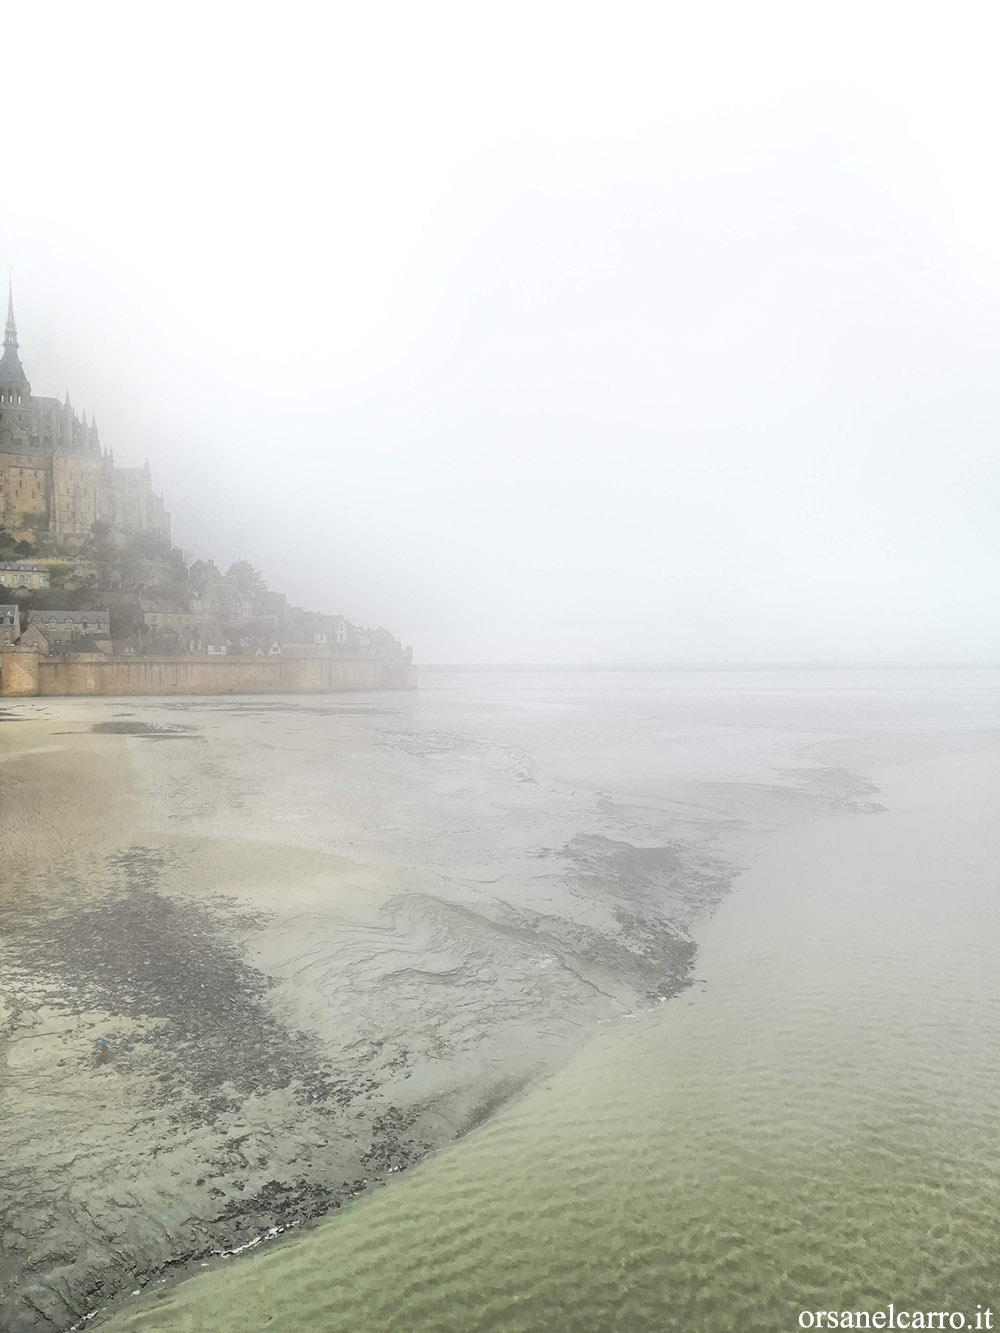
[
  {"left": 225, "top": 560, "right": 266, "bottom": 596},
  {"left": 42, "top": 561, "right": 75, "bottom": 590},
  {"left": 107, "top": 594, "right": 147, "bottom": 641}
]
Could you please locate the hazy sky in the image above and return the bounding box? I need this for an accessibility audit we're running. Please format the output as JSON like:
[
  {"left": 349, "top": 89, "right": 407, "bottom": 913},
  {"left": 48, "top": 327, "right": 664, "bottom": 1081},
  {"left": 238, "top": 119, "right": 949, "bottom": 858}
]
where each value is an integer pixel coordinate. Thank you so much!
[{"left": 4, "top": 2, "right": 999, "bottom": 662}]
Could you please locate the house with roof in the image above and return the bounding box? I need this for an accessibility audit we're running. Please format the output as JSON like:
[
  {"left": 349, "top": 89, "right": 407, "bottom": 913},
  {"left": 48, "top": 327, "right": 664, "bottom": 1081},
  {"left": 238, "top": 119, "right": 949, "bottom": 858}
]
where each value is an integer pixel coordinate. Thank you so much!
[
  {"left": 49, "top": 633, "right": 112, "bottom": 657},
  {"left": 371, "top": 626, "right": 405, "bottom": 655},
  {"left": 26, "top": 609, "right": 111, "bottom": 643},
  {"left": 139, "top": 599, "right": 197, "bottom": 632},
  {"left": 218, "top": 585, "right": 254, "bottom": 623},
  {"left": 0, "top": 603, "right": 20, "bottom": 646},
  {"left": 0, "top": 561, "right": 49, "bottom": 591},
  {"left": 346, "top": 625, "right": 372, "bottom": 653},
  {"left": 252, "top": 590, "right": 288, "bottom": 628},
  {"left": 19, "top": 621, "right": 50, "bottom": 653},
  {"left": 187, "top": 558, "right": 220, "bottom": 586},
  {"left": 202, "top": 629, "right": 228, "bottom": 655}
]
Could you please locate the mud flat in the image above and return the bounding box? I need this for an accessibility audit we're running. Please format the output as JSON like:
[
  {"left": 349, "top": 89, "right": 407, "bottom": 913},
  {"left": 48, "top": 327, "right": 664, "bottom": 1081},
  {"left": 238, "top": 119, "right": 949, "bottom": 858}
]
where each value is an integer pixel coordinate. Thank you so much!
[
  {"left": 1, "top": 689, "right": 742, "bottom": 1332},
  {"left": 5, "top": 672, "right": 984, "bottom": 1331}
]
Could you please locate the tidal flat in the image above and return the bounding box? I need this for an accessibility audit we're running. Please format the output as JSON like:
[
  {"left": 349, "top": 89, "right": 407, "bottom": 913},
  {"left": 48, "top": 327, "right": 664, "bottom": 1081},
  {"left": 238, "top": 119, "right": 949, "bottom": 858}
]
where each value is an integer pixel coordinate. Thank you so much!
[{"left": 2, "top": 669, "right": 998, "bottom": 1332}]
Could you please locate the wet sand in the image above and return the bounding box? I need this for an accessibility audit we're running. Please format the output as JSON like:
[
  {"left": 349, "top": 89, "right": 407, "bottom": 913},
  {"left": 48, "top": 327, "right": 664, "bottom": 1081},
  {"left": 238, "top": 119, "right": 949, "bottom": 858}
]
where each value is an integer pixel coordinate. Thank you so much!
[
  {"left": 1, "top": 690, "right": 731, "bottom": 1331},
  {"left": 4, "top": 673, "right": 993, "bottom": 1332}
]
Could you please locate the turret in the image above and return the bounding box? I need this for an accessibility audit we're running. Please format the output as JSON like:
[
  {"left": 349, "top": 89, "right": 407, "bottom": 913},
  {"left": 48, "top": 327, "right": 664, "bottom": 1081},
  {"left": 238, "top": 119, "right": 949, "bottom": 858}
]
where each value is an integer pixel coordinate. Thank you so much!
[{"left": 0, "top": 272, "right": 31, "bottom": 404}]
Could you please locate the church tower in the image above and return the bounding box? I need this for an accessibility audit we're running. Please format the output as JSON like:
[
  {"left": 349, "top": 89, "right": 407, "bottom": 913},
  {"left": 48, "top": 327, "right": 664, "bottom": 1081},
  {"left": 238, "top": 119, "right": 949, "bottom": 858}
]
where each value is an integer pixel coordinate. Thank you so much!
[
  {"left": 0, "top": 274, "right": 31, "bottom": 405},
  {"left": 0, "top": 279, "right": 170, "bottom": 546}
]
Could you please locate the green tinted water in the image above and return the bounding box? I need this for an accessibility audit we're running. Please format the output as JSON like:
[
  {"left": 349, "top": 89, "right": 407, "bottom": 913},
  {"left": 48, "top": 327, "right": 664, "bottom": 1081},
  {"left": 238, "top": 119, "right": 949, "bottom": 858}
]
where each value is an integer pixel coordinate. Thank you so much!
[{"left": 111, "top": 732, "right": 1000, "bottom": 1332}]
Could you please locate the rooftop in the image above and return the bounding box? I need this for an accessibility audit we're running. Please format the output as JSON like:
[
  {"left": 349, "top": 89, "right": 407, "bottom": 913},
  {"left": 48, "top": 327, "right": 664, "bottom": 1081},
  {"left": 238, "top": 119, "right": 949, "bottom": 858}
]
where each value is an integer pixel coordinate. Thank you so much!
[{"left": 27, "top": 609, "right": 110, "bottom": 626}]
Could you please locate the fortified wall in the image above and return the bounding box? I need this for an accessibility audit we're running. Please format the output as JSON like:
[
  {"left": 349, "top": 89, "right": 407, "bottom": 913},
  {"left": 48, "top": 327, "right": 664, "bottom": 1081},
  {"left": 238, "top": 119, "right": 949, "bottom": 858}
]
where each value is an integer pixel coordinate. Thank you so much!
[{"left": 0, "top": 648, "right": 417, "bottom": 697}]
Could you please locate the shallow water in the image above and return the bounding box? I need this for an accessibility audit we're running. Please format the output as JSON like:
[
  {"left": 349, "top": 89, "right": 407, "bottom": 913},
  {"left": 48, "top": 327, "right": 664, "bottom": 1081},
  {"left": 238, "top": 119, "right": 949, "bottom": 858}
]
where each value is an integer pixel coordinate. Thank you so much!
[{"left": 105, "top": 667, "right": 1000, "bottom": 1332}]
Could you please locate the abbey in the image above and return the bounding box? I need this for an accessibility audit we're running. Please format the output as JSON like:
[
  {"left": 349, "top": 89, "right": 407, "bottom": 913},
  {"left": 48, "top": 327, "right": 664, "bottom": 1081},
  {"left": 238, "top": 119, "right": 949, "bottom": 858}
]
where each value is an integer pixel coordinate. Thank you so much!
[{"left": 0, "top": 280, "right": 170, "bottom": 549}]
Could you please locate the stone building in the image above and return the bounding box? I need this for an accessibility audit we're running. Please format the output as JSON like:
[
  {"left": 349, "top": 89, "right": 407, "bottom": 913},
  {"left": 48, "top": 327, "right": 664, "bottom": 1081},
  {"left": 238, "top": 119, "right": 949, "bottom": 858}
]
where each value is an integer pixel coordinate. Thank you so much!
[
  {"left": 0, "top": 560, "right": 49, "bottom": 590},
  {"left": 139, "top": 599, "right": 197, "bottom": 632},
  {"left": 49, "top": 633, "right": 111, "bottom": 657},
  {"left": 19, "top": 622, "right": 50, "bottom": 653},
  {"left": 0, "top": 604, "right": 19, "bottom": 646},
  {"left": 0, "top": 280, "right": 170, "bottom": 549},
  {"left": 26, "top": 608, "right": 110, "bottom": 643}
]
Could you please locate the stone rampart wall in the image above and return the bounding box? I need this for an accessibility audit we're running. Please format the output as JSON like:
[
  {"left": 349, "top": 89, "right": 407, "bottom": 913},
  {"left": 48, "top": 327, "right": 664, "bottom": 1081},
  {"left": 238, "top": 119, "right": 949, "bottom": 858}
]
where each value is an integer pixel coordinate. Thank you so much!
[
  {"left": 0, "top": 651, "right": 416, "bottom": 697},
  {"left": 0, "top": 648, "right": 40, "bottom": 696}
]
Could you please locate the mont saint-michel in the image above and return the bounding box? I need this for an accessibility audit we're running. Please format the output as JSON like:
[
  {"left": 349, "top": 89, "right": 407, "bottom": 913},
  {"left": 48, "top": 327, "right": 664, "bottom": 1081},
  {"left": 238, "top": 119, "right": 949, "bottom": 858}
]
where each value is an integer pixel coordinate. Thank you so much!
[{"left": 0, "top": 281, "right": 414, "bottom": 697}]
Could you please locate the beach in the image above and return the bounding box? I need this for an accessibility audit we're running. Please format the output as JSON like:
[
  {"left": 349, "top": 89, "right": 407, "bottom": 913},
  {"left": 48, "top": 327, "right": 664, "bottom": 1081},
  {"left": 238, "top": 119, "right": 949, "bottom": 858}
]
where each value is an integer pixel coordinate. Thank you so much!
[{"left": 2, "top": 669, "right": 998, "bottom": 1332}]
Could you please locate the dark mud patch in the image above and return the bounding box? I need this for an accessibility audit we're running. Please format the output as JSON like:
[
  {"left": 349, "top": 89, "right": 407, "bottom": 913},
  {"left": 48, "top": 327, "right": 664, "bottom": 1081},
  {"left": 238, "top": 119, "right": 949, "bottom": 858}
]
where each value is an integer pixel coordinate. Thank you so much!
[
  {"left": 558, "top": 832, "right": 732, "bottom": 919},
  {"left": 0, "top": 846, "right": 432, "bottom": 1331},
  {"left": 89, "top": 721, "right": 198, "bottom": 739},
  {"left": 486, "top": 897, "right": 698, "bottom": 1005},
  {"left": 612, "top": 908, "right": 698, "bottom": 1001},
  {"left": 218, "top": 1177, "right": 343, "bottom": 1223},
  {"left": 778, "top": 763, "right": 888, "bottom": 814},
  {"left": 0, "top": 848, "right": 354, "bottom": 1124},
  {"left": 159, "top": 701, "right": 399, "bottom": 717},
  {"left": 360, "top": 1105, "right": 427, "bottom": 1171}
]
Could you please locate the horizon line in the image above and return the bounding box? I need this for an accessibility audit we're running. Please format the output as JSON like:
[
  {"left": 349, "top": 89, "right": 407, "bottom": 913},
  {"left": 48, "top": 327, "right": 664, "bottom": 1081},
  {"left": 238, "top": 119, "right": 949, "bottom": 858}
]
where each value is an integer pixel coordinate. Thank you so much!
[{"left": 415, "top": 659, "right": 1000, "bottom": 672}]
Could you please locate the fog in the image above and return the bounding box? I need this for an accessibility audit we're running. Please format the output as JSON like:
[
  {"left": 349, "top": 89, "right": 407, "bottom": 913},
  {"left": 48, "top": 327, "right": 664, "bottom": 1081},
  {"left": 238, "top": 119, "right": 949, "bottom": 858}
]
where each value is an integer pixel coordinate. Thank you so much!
[{"left": 4, "top": 2, "right": 999, "bottom": 663}]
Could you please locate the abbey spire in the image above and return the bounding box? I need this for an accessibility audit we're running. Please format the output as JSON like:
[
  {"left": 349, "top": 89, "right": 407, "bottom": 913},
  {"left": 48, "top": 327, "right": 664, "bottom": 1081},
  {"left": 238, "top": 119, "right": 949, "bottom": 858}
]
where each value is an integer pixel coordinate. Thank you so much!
[
  {"left": 4, "top": 271, "right": 16, "bottom": 345},
  {"left": 0, "top": 271, "right": 30, "bottom": 397}
]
